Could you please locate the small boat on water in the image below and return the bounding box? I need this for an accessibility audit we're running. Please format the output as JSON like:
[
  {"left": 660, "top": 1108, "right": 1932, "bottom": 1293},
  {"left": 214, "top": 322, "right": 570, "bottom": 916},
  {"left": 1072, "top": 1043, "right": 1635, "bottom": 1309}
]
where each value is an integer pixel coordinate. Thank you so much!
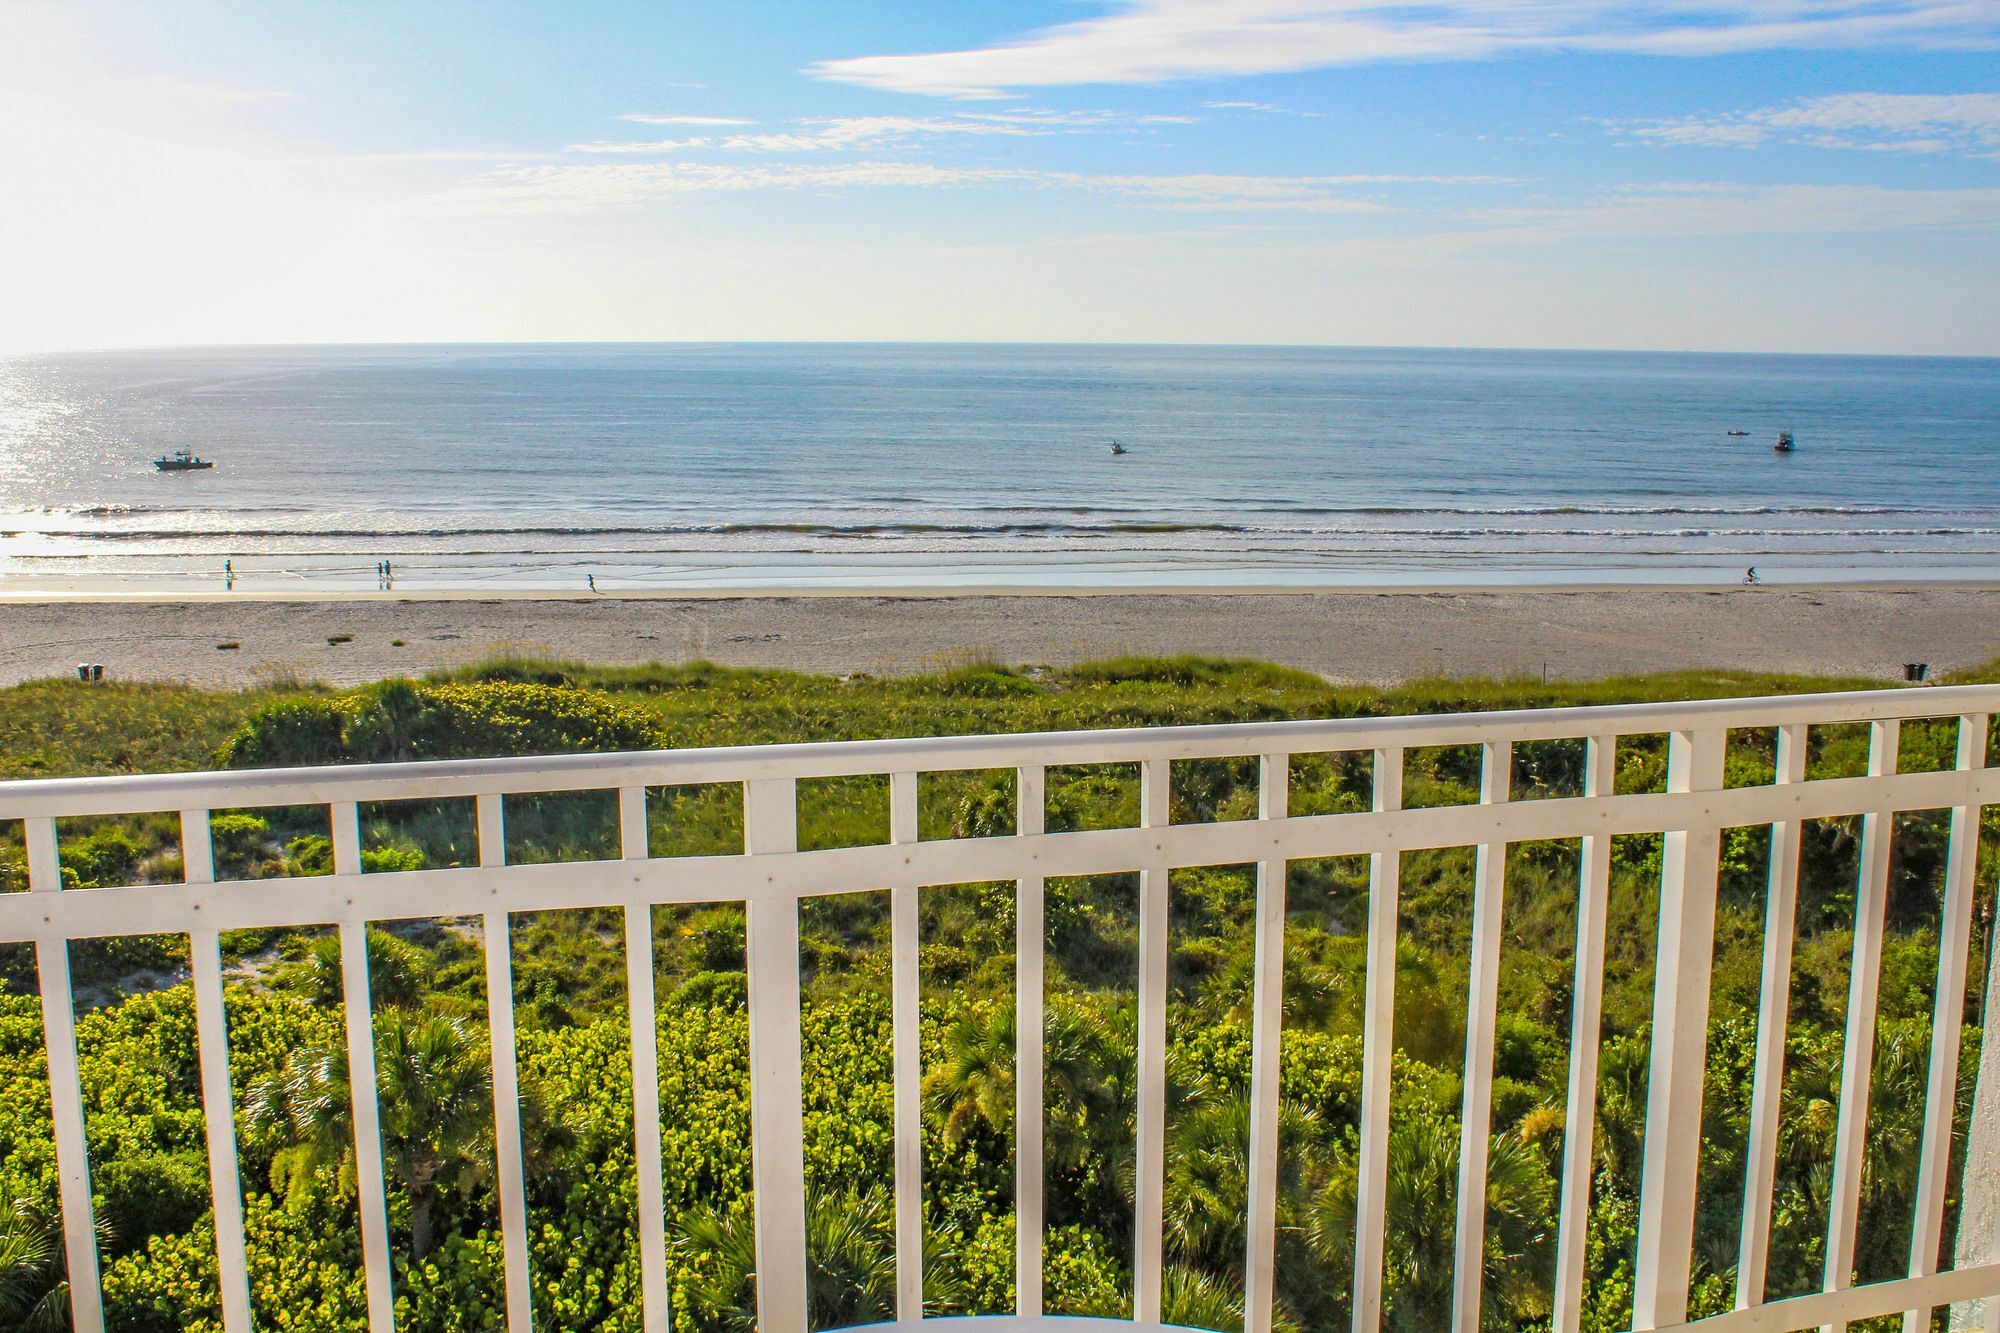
[
  {"left": 1773, "top": 432, "right": 1795, "bottom": 454},
  {"left": 1109, "top": 440, "right": 1129, "bottom": 456},
  {"left": 1726, "top": 429, "right": 1750, "bottom": 437},
  {"left": 152, "top": 449, "right": 214, "bottom": 472}
]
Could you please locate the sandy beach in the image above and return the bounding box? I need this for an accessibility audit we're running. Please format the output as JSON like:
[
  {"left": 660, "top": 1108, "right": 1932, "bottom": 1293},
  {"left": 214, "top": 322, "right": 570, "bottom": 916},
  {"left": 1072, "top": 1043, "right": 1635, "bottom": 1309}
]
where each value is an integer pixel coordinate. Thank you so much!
[{"left": 0, "top": 585, "right": 1994, "bottom": 689}]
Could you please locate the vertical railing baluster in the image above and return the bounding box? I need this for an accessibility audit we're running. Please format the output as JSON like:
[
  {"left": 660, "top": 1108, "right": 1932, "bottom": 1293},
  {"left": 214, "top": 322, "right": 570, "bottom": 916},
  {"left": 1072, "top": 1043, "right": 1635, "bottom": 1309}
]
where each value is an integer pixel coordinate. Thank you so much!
[
  {"left": 1244, "top": 752, "right": 1290, "bottom": 1333},
  {"left": 1353, "top": 746, "right": 1405, "bottom": 1333},
  {"left": 1738, "top": 722, "right": 1808, "bottom": 1309},
  {"left": 1904, "top": 714, "right": 1990, "bottom": 1333},
  {"left": 1553, "top": 735, "right": 1616, "bottom": 1333},
  {"left": 1451, "top": 741, "right": 1513, "bottom": 1333},
  {"left": 745, "top": 777, "right": 808, "bottom": 1333},
  {"left": 1135, "top": 758, "right": 1171, "bottom": 1325},
  {"left": 1016, "top": 764, "right": 1047, "bottom": 1320},
  {"left": 1632, "top": 728, "right": 1726, "bottom": 1332},
  {"left": 621, "top": 785, "right": 671, "bottom": 1333},
  {"left": 477, "top": 793, "right": 533, "bottom": 1330},
  {"left": 184, "top": 809, "right": 253, "bottom": 1333},
  {"left": 1825, "top": 719, "right": 1901, "bottom": 1331},
  {"left": 1954, "top": 803, "right": 2000, "bottom": 1333},
  {"left": 333, "top": 801, "right": 398, "bottom": 1332},
  {"left": 26, "top": 815, "right": 104, "bottom": 1333},
  {"left": 889, "top": 771, "right": 924, "bottom": 1321}
]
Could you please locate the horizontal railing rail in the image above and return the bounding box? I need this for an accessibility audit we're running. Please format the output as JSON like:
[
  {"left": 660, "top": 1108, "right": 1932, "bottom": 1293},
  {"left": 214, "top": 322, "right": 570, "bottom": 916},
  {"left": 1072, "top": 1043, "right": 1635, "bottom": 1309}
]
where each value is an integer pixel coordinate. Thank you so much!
[
  {"left": 3, "top": 682, "right": 1996, "bottom": 819},
  {"left": 0, "top": 682, "right": 1995, "bottom": 1333}
]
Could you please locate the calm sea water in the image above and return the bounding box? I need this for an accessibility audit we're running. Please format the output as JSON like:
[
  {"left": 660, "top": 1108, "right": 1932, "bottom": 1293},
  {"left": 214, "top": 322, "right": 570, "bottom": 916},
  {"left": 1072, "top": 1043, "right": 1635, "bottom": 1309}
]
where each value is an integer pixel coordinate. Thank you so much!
[{"left": 1, "top": 343, "right": 1996, "bottom": 593}]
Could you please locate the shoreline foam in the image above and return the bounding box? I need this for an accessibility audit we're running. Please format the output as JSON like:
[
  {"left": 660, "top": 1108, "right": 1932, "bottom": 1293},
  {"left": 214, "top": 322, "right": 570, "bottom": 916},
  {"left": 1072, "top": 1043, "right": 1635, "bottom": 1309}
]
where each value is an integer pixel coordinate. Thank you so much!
[{"left": 4, "top": 576, "right": 2000, "bottom": 604}]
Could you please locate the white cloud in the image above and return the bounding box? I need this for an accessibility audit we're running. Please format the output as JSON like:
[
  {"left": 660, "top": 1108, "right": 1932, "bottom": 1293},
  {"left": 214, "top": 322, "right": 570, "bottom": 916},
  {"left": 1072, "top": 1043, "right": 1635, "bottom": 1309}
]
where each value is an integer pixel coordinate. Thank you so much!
[
  {"left": 1462, "top": 181, "right": 2000, "bottom": 243},
  {"left": 344, "top": 148, "right": 562, "bottom": 163},
  {"left": 423, "top": 159, "right": 1501, "bottom": 218},
  {"left": 571, "top": 137, "right": 711, "bottom": 154},
  {"left": 1616, "top": 91, "right": 2000, "bottom": 156},
  {"left": 808, "top": 1, "right": 2000, "bottom": 97},
  {"left": 570, "top": 109, "right": 1192, "bottom": 156},
  {"left": 724, "top": 115, "right": 1056, "bottom": 151},
  {"left": 617, "top": 114, "right": 755, "bottom": 126}
]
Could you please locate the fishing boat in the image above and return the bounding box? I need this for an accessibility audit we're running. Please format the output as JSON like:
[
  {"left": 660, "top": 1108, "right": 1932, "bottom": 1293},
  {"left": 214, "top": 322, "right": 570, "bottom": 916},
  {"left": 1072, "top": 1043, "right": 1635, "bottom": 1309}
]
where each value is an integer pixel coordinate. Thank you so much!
[
  {"left": 1726, "top": 429, "right": 1749, "bottom": 437},
  {"left": 1109, "top": 440, "right": 1129, "bottom": 456},
  {"left": 1773, "top": 432, "right": 1795, "bottom": 454},
  {"left": 152, "top": 449, "right": 214, "bottom": 472}
]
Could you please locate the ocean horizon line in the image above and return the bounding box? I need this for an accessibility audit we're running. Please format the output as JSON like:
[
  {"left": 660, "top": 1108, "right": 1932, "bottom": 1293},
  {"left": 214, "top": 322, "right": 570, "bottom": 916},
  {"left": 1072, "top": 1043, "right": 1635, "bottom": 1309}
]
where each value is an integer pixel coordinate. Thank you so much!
[{"left": 9, "top": 338, "right": 2000, "bottom": 364}]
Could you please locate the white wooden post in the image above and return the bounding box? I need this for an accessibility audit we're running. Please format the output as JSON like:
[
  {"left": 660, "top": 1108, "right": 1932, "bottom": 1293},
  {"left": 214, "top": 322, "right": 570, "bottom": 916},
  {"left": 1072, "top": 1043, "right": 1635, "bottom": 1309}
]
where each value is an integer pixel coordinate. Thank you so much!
[
  {"left": 183, "top": 809, "right": 254, "bottom": 1333},
  {"left": 1904, "top": 715, "right": 1988, "bottom": 1333},
  {"left": 1553, "top": 735, "right": 1616, "bottom": 1333},
  {"left": 1738, "top": 723, "right": 1808, "bottom": 1309},
  {"left": 1244, "top": 753, "right": 1290, "bottom": 1333},
  {"left": 332, "top": 801, "right": 398, "bottom": 1331},
  {"left": 477, "top": 792, "right": 534, "bottom": 1331},
  {"left": 1134, "top": 758, "right": 1171, "bottom": 1326},
  {"left": 1951, "top": 724, "right": 2000, "bottom": 1333},
  {"left": 745, "top": 778, "right": 808, "bottom": 1333},
  {"left": 1632, "top": 728, "right": 1726, "bottom": 1331},
  {"left": 1452, "top": 742, "right": 1513, "bottom": 1333},
  {"left": 620, "top": 785, "right": 672, "bottom": 1333},
  {"left": 26, "top": 815, "right": 105, "bottom": 1333},
  {"left": 1825, "top": 720, "right": 1901, "bottom": 1333},
  {"left": 1353, "top": 746, "right": 1404, "bottom": 1333},
  {"left": 1017, "top": 765, "right": 1047, "bottom": 1319},
  {"left": 890, "top": 771, "right": 924, "bottom": 1321}
]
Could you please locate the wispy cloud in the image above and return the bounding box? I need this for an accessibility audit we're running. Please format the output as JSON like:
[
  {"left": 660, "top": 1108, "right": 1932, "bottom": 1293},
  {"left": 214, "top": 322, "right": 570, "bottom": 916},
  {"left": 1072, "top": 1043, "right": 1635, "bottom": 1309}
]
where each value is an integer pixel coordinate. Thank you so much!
[
  {"left": 808, "top": 1, "right": 2000, "bottom": 97},
  {"left": 1614, "top": 91, "right": 2000, "bottom": 157},
  {"left": 570, "top": 108, "right": 1191, "bottom": 155},
  {"left": 428, "top": 159, "right": 1503, "bottom": 217},
  {"left": 1463, "top": 181, "right": 2000, "bottom": 243},
  {"left": 1206, "top": 100, "right": 1278, "bottom": 112},
  {"left": 618, "top": 114, "right": 754, "bottom": 126},
  {"left": 571, "top": 137, "right": 709, "bottom": 155},
  {"left": 724, "top": 113, "right": 1081, "bottom": 152}
]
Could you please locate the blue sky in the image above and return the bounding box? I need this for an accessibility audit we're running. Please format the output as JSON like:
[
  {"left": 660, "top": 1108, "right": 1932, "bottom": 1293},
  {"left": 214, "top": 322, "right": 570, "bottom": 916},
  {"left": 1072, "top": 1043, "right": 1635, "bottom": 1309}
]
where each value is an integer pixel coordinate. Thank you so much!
[{"left": 2, "top": 1, "right": 1997, "bottom": 354}]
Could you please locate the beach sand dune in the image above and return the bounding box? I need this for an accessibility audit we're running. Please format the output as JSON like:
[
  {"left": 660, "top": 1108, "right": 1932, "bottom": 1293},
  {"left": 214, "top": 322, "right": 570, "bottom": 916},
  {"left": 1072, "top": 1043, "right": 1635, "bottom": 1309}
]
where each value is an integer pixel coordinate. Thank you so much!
[{"left": 1, "top": 587, "right": 1993, "bottom": 689}]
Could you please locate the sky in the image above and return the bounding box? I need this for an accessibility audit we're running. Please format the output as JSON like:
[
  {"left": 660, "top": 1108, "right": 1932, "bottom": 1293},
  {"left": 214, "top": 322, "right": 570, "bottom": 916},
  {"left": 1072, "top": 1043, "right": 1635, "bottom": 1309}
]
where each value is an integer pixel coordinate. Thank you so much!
[{"left": 2, "top": 0, "right": 1998, "bottom": 356}]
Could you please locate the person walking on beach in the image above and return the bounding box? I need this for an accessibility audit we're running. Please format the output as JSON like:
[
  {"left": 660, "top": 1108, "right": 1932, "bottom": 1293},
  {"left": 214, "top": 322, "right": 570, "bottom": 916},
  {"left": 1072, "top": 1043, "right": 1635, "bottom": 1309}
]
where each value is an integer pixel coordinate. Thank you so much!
[{"left": 587, "top": 573, "right": 597, "bottom": 592}]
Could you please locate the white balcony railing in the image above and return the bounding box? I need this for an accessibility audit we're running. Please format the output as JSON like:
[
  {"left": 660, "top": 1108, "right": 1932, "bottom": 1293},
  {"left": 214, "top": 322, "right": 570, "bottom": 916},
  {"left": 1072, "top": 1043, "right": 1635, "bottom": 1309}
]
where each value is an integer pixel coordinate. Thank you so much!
[{"left": 3, "top": 684, "right": 1999, "bottom": 1333}]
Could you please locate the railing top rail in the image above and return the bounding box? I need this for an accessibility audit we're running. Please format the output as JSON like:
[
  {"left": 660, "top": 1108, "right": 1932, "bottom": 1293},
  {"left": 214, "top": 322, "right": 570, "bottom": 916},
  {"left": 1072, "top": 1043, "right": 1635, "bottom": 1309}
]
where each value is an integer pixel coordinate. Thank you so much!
[{"left": 1, "top": 682, "right": 1993, "bottom": 820}]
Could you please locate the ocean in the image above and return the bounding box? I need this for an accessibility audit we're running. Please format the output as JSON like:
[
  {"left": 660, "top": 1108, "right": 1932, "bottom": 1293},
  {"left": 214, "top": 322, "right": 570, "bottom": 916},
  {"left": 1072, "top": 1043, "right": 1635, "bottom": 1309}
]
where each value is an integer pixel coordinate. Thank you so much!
[{"left": 1, "top": 343, "right": 1995, "bottom": 594}]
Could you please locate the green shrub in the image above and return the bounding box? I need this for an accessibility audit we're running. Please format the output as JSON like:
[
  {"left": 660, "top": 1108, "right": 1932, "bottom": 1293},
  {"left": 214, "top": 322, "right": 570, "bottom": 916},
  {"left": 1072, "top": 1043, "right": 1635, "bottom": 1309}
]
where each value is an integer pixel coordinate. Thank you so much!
[
  {"left": 207, "top": 812, "right": 270, "bottom": 876},
  {"left": 286, "top": 833, "right": 333, "bottom": 875},
  {"left": 97, "top": 1150, "right": 210, "bottom": 1251},
  {"left": 217, "top": 697, "right": 346, "bottom": 768},
  {"left": 60, "top": 827, "right": 145, "bottom": 887},
  {"left": 220, "top": 680, "right": 658, "bottom": 769},
  {"left": 673, "top": 970, "right": 747, "bottom": 1010},
  {"left": 359, "top": 845, "right": 426, "bottom": 875}
]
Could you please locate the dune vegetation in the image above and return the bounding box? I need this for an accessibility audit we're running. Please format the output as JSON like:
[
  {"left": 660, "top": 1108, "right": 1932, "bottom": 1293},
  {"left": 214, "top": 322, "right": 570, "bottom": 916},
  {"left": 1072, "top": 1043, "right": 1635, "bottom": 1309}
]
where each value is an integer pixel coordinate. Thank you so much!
[{"left": 1, "top": 656, "right": 1997, "bottom": 1333}]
